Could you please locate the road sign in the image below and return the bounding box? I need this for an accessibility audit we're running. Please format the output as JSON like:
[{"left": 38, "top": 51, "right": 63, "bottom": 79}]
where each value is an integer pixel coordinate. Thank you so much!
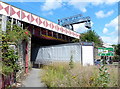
[{"left": 98, "top": 47, "right": 114, "bottom": 56}]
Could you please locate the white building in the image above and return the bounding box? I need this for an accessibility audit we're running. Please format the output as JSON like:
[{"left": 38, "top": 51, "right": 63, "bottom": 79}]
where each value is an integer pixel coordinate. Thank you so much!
[{"left": 102, "top": 43, "right": 113, "bottom": 48}]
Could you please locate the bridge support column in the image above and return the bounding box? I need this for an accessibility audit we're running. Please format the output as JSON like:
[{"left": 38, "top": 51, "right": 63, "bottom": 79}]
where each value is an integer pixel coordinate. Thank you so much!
[
  {"left": 0, "top": 15, "right": 7, "bottom": 32},
  {"left": 25, "top": 37, "right": 31, "bottom": 73},
  {"left": 25, "top": 42, "right": 28, "bottom": 73}
]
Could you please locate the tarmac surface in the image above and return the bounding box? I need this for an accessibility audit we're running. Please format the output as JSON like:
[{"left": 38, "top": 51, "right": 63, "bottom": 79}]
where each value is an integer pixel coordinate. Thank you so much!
[{"left": 21, "top": 68, "right": 47, "bottom": 88}]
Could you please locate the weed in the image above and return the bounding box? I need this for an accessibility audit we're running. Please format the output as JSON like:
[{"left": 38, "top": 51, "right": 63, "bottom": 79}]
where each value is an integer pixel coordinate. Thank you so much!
[
  {"left": 41, "top": 62, "right": 118, "bottom": 87},
  {"left": 96, "top": 65, "right": 110, "bottom": 87},
  {"left": 69, "top": 55, "right": 74, "bottom": 69}
]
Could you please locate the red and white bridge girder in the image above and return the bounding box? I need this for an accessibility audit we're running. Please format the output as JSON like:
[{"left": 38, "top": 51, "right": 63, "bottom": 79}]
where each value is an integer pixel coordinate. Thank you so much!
[{"left": 0, "top": 1, "right": 80, "bottom": 39}]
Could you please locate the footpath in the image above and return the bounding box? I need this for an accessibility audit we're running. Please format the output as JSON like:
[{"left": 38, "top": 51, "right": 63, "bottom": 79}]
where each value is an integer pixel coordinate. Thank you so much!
[{"left": 21, "top": 68, "right": 47, "bottom": 88}]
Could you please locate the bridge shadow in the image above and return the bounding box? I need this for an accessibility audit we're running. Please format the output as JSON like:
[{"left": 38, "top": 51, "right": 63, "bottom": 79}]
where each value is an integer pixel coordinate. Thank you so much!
[
  {"left": 30, "top": 35, "right": 68, "bottom": 68},
  {"left": 31, "top": 44, "right": 40, "bottom": 68}
]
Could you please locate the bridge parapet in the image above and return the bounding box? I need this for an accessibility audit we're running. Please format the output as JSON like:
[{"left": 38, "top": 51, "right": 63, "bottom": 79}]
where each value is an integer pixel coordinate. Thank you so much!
[{"left": 0, "top": 1, "right": 80, "bottom": 39}]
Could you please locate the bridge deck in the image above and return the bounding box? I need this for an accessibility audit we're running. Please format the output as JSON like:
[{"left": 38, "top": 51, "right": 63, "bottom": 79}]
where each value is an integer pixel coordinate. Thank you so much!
[{"left": 0, "top": 1, "right": 80, "bottom": 39}]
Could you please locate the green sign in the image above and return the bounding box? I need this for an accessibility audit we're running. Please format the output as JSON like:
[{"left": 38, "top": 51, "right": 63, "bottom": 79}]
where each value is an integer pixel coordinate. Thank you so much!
[{"left": 98, "top": 47, "right": 114, "bottom": 56}]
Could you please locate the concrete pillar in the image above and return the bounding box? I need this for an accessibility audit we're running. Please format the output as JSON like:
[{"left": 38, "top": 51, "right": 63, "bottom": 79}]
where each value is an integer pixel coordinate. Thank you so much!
[
  {"left": 56, "top": 33, "right": 58, "bottom": 39},
  {"left": 11, "top": 18, "right": 13, "bottom": 31},
  {"left": 46, "top": 30, "right": 48, "bottom": 36},
  {"left": 1, "top": 15, "right": 7, "bottom": 32},
  {"left": 15, "top": 19, "right": 18, "bottom": 25},
  {"left": 52, "top": 32, "right": 53, "bottom": 37},
  {"left": 21, "top": 23, "right": 23, "bottom": 29},
  {"left": 28, "top": 37, "right": 32, "bottom": 71},
  {"left": 0, "top": 14, "right": 2, "bottom": 61},
  {"left": 25, "top": 42, "right": 28, "bottom": 73},
  {"left": 40, "top": 28, "right": 42, "bottom": 36},
  {"left": 24, "top": 36, "right": 32, "bottom": 73},
  {"left": 0, "top": 15, "right": 7, "bottom": 88}
]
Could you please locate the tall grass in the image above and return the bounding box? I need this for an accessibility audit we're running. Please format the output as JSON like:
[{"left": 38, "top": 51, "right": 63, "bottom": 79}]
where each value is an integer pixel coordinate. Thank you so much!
[{"left": 41, "top": 62, "right": 118, "bottom": 87}]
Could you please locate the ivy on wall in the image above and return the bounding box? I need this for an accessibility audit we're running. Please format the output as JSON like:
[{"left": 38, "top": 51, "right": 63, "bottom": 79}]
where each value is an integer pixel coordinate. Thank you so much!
[
  {"left": 0, "top": 22, "right": 31, "bottom": 75},
  {"left": 6, "top": 21, "right": 31, "bottom": 45}
]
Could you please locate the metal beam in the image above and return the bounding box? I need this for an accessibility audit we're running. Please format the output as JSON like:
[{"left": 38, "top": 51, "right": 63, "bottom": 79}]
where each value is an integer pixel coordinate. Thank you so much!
[{"left": 58, "top": 14, "right": 91, "bottom": 30}]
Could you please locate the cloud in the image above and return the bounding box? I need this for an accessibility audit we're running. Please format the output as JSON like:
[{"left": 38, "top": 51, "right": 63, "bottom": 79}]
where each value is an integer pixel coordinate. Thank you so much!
[
  {"left": 91, "top": 0, "right": 119, "bottom": 5},
  {"left": 42, "top": 11, "right": 53, "bottom": 16},
  {"left": 2, "top": 0, "right": 46, "bottom": 2},
  {"left": 68, "top": 1, "right": 88, "bottom": 12},
  {"left": 41, "top": 0, "right": 62, "bottom": 11},
  {"left": 103, "top": 28, "right": 108, "bottom": 34},
  {"left": 109, "top": 29, "right": 118, "bottom": 36},
  {"left": 95, "top": 10, "right": 114, "bottom": 18},
  {"left": 41, "top": 0, "right": 118, "bottom": 13},
  {"left": 105, "top": 16, "right": 118, "bottom": 30},
  {"left": 102, "top": 16, "right": 119, "bottom": 44},
  {"left": 73, "top": 21, "right": 94, "bottom": 33},
  {"left": 67, "top": 0, "right": 118, "bottom": 12},
  {"left": 47, "top": 11, "right": 53, "bottom": 15},
  {"left": 101, "top": 36, "right": 118, "bottom": 45},
  {"left": 11, "top": 0, "right": 118, "bottom": 3}
]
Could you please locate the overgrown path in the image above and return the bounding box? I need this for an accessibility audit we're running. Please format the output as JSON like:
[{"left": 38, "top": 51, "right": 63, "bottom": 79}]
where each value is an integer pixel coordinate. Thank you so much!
[{"left": 21, "top": 68, "right": 47, "bottom": 87}]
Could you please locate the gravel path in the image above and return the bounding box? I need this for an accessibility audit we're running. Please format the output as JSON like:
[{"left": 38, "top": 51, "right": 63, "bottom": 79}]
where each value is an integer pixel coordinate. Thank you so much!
[{"left": 21, "top": 68, "right": 47, "bottom": 87}]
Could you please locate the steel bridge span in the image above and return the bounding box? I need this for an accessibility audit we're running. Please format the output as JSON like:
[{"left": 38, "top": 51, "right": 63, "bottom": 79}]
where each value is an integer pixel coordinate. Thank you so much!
[{"left": 0, "top": 1, "right": 80, "bottom": 73}]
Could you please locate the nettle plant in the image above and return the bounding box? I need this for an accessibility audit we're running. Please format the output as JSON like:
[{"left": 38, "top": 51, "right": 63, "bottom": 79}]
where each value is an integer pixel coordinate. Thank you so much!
[
  {"left": 97, "top": 65, "right": 110, "bottom": 87},
  {"left": 69, "top": 55, "right": 74, "bottom": 69}
]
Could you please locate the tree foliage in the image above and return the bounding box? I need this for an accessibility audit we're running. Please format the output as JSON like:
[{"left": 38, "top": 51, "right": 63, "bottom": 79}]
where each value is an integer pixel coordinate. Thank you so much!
[
  {"left": 80, "top": 30, "right": 103, "bottom": 47},
  {"left": 115, "top": 44, "right": 120, "bottom": 56},
  {"left": 112, "top": 44, "right": 120, "bottom": 62}
]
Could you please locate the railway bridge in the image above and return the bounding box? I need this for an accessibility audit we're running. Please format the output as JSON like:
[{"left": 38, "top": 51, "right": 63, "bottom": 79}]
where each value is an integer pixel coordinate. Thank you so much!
[{"left": 0, "top": 1, "right": 80, "bottom": 73}]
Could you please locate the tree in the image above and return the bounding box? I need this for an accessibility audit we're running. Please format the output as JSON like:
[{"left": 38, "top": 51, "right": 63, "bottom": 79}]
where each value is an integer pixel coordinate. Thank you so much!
[
  {"left": 112, "top": 44, "right": 120, "bottom": 62},
  {"left": 80, "top": 30, "right": 103, "bottom": 47},
  {"left": 115, "top": 44, "right": 120, "bottom": 56},
  {"left": 112, "top": 44, "right": 120, "bottom": 56}
]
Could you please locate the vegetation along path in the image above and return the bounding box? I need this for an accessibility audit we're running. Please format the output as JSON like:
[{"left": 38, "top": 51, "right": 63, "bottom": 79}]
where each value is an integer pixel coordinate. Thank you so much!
[{"left": 21, "top": 68, "right": 47, "bottom": 87}]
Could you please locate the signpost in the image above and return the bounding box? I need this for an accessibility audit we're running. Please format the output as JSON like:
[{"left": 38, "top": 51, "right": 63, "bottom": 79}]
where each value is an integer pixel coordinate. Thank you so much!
[
  {"left": 98, "top": 47, "right": 114, "bottom": 64},
  {"left": 98, "top": 47, "right": 114, "bottom": 56}
]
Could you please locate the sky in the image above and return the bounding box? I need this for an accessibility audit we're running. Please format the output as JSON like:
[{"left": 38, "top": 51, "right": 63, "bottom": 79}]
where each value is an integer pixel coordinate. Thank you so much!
[{"left": 3, "top": 0, "right": 119, "bottom": 45}]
